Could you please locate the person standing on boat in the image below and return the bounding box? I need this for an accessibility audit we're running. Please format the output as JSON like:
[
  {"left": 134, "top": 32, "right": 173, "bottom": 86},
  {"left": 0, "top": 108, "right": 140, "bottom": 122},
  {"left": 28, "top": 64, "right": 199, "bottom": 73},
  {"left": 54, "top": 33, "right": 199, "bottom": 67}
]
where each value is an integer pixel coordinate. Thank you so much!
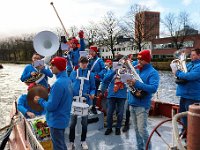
[
  {"left": 65, "top": 30, "right": 86, "bottom": 76},
  {"left": 123, "top": 58, "right": 138, "bottom": 133},
  {"left": 87, "top": 46, "right": 106, "bottom": 114},
  {"left": 68, "top": 56, "right": 96, "bottom": 150},
  {"left": 127, "top": 50, "right": 159, "bottom": 150},
  {"left": 173, "top": 48, "right": 200, "bottom": 135},
  {"left": 97, "top": 59, "right": 113, "bottom": 114},
  {"left": 34, "top": 57, "right": 73, "bottom": 150},
  {"left": 18, "top": 83, "right": 46, "bottom": 118},
  {"left": 20, "top": 53, "right": 53, "bottom": 88},
  {"left": 103, "top": 61, "right": 127, "bottom": 135}
]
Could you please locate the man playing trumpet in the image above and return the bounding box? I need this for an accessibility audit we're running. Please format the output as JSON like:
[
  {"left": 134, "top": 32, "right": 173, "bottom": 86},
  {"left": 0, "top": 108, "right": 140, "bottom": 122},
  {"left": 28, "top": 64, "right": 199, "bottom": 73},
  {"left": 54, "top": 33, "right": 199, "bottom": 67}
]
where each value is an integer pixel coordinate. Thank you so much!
[{"left": 126, "top": 50, "right": 159, "bottom": 150}]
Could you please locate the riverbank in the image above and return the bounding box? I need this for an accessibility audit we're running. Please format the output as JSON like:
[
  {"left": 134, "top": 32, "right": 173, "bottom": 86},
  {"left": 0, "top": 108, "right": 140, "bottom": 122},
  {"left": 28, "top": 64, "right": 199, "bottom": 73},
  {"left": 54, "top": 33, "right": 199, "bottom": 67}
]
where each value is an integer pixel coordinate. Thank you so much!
[
  {"left": 0, "top": 64, "right": 3, "bottom": 69},
  {"left": 152, "top": 61, "right": 171, "bottom": 71},
  {"left": 0, "top": 60, "right": 31, "bottom": 64},
  {"left": 0, "top": 60, "right": 172, "bottom": 70}
]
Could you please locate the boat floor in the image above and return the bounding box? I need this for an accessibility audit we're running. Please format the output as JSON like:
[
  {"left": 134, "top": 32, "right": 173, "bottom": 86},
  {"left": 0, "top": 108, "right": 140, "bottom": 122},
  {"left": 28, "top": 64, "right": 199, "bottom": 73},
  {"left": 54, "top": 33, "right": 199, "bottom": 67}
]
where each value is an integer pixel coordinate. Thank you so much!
[{"left": 64, "top": 116, "right": 182, "bottom": 150}]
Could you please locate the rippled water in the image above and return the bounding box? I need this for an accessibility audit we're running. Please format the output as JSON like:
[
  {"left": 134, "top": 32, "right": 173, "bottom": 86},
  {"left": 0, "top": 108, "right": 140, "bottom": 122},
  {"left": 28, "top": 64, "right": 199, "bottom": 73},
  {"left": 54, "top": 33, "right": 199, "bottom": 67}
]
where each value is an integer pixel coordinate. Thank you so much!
[{"left": 0, "top": 64, "right": 179, "bottom": 128}]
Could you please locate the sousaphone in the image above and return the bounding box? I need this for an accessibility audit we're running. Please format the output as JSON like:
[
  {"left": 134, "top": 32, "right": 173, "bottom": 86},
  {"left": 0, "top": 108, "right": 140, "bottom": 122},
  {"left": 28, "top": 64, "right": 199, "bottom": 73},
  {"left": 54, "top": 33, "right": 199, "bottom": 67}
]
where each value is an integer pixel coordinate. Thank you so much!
[
  {"left": 27, "top": 85, "right": 49, "bottom": 112},
  {"left": 24, "top": 31, "right": 59, "bottom": 85}
]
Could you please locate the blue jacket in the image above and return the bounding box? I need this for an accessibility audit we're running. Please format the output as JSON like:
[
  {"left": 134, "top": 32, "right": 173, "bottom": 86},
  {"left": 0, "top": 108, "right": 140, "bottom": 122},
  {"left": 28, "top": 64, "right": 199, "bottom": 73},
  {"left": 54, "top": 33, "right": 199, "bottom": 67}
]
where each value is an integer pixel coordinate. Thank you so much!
[
  {"left": 70, "top": 68, "right": 96, "bottom": 105},
  {"left": 18, "top": 94, "right": 45, "bottom": 118},
  {"left": 20, "top": 64, "right": 53, "bottom": 88},
  {"left": 100, "top": 68, "right": 112, "bottom": 93},
  {"left": 38, "top": 71, "right": 73, "bottom": 129},
  {"left": 128, "top": 64, "right": 159, "bottom": 109},
  {"left": 88, "top": 56, "right": 106, "bottom": 81},
  {"left": 66, "top": 38, "right": 85, "bottom": 73},
  {"left": 103, "top": 69, "right": 127, "bottom": 99},
  {"left": 176, "top": 59, "right": 200, "bottom": 100}
]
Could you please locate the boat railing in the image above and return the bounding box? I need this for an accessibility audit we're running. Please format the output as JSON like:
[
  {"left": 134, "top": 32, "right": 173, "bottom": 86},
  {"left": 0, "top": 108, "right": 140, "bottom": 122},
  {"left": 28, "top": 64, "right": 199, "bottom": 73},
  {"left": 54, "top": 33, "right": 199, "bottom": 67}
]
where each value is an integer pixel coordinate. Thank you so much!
[{"left": 172, "top": 112, "right": 187, "bottom": 150}]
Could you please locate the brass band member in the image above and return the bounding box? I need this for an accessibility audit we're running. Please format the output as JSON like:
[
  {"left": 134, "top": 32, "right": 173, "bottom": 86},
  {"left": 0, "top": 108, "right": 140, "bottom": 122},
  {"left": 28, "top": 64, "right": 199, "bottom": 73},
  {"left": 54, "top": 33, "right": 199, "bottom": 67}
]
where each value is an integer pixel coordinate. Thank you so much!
[
  {"left": 87, "top": 46, "right": 106, "bottom": 114},
  {"left": 127, "top": 50, "right": 159, "bottom": 150},
  {"left": 173, "top": 48, "right": 200, "bottom": 138},
  {"left": 20, "top": 53, "right": 53, "bottom": 88},
  {"left": 34, "top": 57, "right": 73, "bottom": 150}
]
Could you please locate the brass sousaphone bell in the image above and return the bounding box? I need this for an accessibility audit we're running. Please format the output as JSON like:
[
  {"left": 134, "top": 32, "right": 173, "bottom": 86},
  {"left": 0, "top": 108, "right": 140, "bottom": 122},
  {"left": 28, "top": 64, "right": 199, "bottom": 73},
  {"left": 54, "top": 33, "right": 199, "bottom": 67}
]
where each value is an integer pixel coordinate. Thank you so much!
[{"left": 24, "top": 31, "right": 59, "bottom": 85}]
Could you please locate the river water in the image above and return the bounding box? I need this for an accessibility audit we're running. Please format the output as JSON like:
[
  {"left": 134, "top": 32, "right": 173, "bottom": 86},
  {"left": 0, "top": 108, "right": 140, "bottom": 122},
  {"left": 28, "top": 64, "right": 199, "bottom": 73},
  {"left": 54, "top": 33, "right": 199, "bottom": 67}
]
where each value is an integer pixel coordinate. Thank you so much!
[{"left": 0, "top": 64, "right": 179, "bottom": 129}]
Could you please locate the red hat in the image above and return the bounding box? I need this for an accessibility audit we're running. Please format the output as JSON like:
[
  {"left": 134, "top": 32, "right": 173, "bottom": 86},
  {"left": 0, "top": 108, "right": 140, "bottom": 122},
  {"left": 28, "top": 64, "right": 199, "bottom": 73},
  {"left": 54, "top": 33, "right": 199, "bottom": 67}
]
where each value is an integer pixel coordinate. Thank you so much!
[
  {"left": 105, "top": 59, "right": 112, "bottom": 65},
  {"left": 51, "top": 57, "right": 66, "bottom": 71},
  {"left": 27, "top": 83, "right": 36, "bottom": 91},
  {"left": 70, "top": 37, "right": 79, "bottom": 45},
  {"left": 137, "top": 50, "right": 151, "bottom": 63},
  {"left": 90, "top": 46, "right": 98, "bottom": 53}
]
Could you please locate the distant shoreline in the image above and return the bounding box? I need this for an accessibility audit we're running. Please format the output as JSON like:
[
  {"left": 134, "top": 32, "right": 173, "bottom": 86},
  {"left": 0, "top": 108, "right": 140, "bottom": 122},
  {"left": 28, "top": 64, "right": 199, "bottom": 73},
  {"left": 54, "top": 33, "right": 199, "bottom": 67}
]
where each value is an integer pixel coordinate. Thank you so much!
[
  {"left": 0, "top": 60, "right": 31, "bottom": 64},
  {"left": 0, "top": 60, "right": 172, "bottom": 71}
]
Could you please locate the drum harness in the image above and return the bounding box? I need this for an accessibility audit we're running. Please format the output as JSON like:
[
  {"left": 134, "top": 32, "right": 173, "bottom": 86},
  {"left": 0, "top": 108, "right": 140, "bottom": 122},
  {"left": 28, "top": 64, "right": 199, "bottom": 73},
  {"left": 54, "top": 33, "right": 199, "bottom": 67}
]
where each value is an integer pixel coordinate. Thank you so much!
[{"left": 73, "top": 69, "right": 91, "bottom": 103}]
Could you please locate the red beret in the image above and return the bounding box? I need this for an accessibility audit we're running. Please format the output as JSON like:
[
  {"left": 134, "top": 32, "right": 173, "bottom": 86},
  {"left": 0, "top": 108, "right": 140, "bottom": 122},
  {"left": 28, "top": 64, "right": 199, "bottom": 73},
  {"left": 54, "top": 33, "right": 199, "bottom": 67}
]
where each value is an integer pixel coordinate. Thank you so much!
[
  {"left": 90, "top": 46, "right": 98, "bottom": 53},
  {"left": 71, "top": 37, "right": 79, "bottom": 45},
  {"left": 137, "top": 50, "right": 151, "bottom": 63},
  {"left": 51, "top": 57, "right": 66, "bottom": 71},
  {"left": 105, "top": 59, "right": 112, "bottom": 65}
]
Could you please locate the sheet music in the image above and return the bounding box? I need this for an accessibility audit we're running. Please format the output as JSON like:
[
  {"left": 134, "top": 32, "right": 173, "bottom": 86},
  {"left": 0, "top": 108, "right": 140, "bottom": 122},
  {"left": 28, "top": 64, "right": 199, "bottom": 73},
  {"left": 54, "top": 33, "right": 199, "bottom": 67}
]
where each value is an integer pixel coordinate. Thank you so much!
[
  {"left": 120, "top": 73, "right": 133, "bottom": 83},
  {"left": 113, "top": 62, "right": 122, "bottom": 70},
  {"left": 33, "top": 60, "right": 44, "bottom": 68},
  {"left": 79, "top": 51, "right": 88, "bottom": 57},
  {"left": 61, "top": 43, "right": 70, "bottom": 51}
]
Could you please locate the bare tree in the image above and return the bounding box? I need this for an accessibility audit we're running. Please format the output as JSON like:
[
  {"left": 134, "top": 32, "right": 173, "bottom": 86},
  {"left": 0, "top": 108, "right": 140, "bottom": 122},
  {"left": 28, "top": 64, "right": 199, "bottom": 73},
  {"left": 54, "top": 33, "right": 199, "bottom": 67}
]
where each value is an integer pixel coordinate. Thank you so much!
[
  {"left": 120, "top": 4, "right": 159, "bottom": 52},
  {"left": 96, "top": 11, "right": 121, "bottom": 58},
  {"left": 81, "top": 21, "right": 99, "bottom": 47},
  {"left": 162, "top": 11, "right": 194, "bottom": 50}
]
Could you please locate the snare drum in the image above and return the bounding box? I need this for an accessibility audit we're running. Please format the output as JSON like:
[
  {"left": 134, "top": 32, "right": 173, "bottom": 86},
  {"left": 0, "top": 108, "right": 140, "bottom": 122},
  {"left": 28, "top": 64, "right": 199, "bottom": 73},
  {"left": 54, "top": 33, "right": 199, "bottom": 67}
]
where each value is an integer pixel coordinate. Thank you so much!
[{"left": 72, "top": 101, "right": 89, "bottom": 116}]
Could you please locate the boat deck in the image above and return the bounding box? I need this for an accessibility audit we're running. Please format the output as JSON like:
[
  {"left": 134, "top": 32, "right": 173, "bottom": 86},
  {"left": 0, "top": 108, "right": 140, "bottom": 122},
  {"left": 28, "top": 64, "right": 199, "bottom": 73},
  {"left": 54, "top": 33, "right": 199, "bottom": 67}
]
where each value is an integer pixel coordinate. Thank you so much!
[{"left": 64, "top": 115, "right": 179, "bottom": 150}]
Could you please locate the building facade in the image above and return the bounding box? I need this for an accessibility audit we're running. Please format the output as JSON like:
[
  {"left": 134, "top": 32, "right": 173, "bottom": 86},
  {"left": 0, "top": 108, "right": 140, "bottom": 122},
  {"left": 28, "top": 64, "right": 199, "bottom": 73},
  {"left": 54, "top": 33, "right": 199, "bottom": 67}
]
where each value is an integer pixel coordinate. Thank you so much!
[
  {"left": 135, "top": 11, "right": 160, "bottom": 40},
  {"left": 151, "top": 34, "right": 200, "bottom": 59}
]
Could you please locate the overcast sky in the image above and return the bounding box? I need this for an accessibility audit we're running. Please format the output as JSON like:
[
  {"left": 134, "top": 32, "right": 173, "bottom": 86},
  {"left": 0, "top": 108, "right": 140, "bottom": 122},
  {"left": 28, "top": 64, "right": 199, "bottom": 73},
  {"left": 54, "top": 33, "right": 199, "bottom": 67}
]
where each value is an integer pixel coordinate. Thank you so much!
[{"left": 0, "top": 0, "right": 199, "bottom": 38}]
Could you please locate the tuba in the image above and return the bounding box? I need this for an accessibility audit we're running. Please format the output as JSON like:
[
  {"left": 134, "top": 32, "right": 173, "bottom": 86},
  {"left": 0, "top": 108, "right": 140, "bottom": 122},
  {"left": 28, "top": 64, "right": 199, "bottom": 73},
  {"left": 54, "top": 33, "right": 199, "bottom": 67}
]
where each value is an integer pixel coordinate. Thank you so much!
[
  {"left": 24, "top": 31, "right": 59, "bottom": 84},
  {"left": 170, "top": 49, "right": 189, "bottom": 84}
]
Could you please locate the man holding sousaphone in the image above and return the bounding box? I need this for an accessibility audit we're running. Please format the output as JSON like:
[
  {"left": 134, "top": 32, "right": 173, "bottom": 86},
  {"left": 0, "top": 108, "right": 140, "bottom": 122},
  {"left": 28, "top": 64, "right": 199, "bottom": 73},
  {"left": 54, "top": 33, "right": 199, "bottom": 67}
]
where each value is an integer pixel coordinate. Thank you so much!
[
  {"left": 34, "top": 57, "right": 73, "bottom": 150},
  {"left": 126, "top": 50, "right": 159, "bottom": 150},
  {"left": 20, "top": 53, "right": 53, "bottom": 88}
]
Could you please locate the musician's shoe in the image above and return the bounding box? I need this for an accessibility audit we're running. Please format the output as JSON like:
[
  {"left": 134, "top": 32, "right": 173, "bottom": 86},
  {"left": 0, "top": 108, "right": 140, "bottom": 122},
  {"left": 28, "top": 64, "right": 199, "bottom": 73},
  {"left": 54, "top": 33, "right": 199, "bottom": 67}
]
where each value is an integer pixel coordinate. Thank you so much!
[
  {"left": 68, "top": 142, "right": 75, "bottom": 150},
  {"left": 115, "top": 128, "right": 121, "bottom": 135},
  {"left": 81, "top": 141, "right": 88, "bottom": 150},
  {"left": 105, "top": 128, "right": 113, "bottom": 135},
  {"left": 122, "top": 125, "right": 129, "bottom": 132},
  {"left": 91, "top": 106, "right": 97, "bottom": 114}
]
